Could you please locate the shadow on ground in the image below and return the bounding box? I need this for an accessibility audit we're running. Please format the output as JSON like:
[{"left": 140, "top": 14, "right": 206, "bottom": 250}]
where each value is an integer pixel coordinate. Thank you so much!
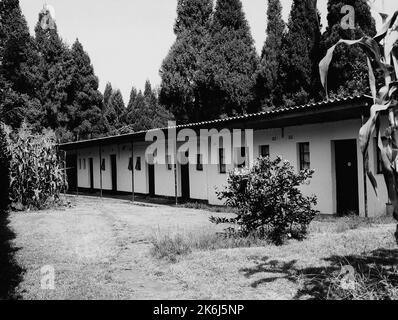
[
  {"left": 240, "top": 248, "right": 398, "bottom": 300},
  {"left": 0, "top": 211, "right": 24, "bottom": 300}
]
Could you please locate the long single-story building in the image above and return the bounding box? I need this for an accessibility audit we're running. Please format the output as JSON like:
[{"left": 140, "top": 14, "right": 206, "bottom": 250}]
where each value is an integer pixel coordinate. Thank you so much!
[{"left": 59, "top": 95, "right": 391, "bottom": 217}]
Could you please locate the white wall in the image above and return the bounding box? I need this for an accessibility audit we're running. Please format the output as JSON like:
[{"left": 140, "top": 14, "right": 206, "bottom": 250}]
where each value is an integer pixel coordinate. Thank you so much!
[{"left": 75, "top": 117, "right": 389, "bottom": 217}]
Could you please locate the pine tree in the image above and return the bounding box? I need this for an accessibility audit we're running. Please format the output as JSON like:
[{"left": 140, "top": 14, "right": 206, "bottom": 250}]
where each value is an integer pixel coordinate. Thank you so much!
[
  {"left": 160, "top": 0, "right": 213, "bottom": 123},
  {"left": 127, "top": 85, "right": 138, "bottom": 112},
  {"left": 320, "top": 0, "right": 376, "bottom": 96},
  {"left": 255, "top": 0, "right": 285, "bottom": 109},
  {"left": 70, "top": 40, "right": 104, "bottom": 140},
  {"left": 0, "top": 123, "right": 11, "bottom": 212},
  {"left": 280, "top": 0, "right": 322, "bottom": 106},
  {"left": 105, "top": 89, "right": 125, "bottom": 132},
  {"left": 198, "top": 0, "right": 259, "bottom": 118},
  {"left": 126, "top": 81, "right": 172, "bottom": 132},
  {"left": 0, "top": 0, "right": 42, "bottom": 128},
  {"left": 34, "top": 6, "right": 74, "bottom": 135},
  {"left": 103, "top": 82, "right": 113, "bottom": 111}
]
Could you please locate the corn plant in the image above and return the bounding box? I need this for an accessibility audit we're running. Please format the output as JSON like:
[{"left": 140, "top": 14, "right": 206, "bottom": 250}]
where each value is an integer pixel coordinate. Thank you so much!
[
  {"left": 319, "top": 12, "right": 398, "bottom": 243},
  {"left": 6, "top": 124, "right": 67, "bottom": 210}
]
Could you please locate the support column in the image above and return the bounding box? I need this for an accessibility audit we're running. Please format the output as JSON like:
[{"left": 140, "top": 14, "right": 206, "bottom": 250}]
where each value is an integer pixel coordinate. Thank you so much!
[
  {"left": 174, "top": 130, "right": 178, "bottom": 205},
  {"left": 99, "top": 145, "right": 103, "bottom": 198},
  {"left": 131, "top": 141, "right": 135, "bottom": 203},
  {"left": 76, "top": 149, "right": 79, "bottom": 196}
]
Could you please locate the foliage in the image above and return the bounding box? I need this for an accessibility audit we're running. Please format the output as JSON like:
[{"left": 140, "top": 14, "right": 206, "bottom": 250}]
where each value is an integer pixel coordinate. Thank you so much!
[
  {"left": 6, "top": 124, "right": 67, "bottom": 210},
  {"left": 255, "top": 0, "right": 285, "bottom": 110},
  {"left": 160, "top": 0, "right": 213, "bottom": 123},
  {"left": 0, "top": 123, "right": 11, "bottom": 212},
  {"left": 212, "top": 157, "right": 318, "bottom": 245},
  {"left": 320, "top": 0, "right": 376, "bottom": 96},
  {"left": 103, "top": 82, "right": 113, "bottom": 112},
  {"left": 319, "top": 8, "right": 398, "bottom": 244},
  {"left": 197, "top": 0, "right": 259, "bottom": 117},
  {"left": 124, "top": 81, "right": 173, "bottom": 133},
  {"left": 0, "top": 0, "right": 42, "bottom": 128},
  {"left": 104, "top": 89, "right": 125, "bottom": 132},
  {"left": 280, "top": 0, "right": 322, "bottom": 106}
]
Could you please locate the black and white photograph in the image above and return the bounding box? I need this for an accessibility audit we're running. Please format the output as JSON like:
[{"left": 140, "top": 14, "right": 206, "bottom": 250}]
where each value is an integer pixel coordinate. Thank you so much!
[{"left": 1, "top": 0, "right": 398, "bottom": 306}]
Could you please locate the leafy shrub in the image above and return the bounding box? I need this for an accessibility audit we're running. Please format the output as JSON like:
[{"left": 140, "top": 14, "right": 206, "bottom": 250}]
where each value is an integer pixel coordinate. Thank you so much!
[
  {"left": 211, "top": 156, "right": 319, "bottom": 245},
  {"left": 0, "top": 123, "right": 11, "bottom": 213},
  {"left": 6, "top": 124, "right": 67, "bottom": 210}
]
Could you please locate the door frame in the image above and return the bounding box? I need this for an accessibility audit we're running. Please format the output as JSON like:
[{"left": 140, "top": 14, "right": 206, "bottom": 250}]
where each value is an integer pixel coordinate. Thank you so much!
[
  {"left": 148, "top": 163, "right": 155, "bottom": 197},
  {"left": 180, "top": 162, "right": 190, "bottom": 201},
  {"left": 110, "top": 154, "right": 117, "bottom": 193},
  {"left": 333, "top": 139, "right": 359, "bottom": 215},
  {"left": 89, "top": 157, "right": 94, "bottom": 191}
]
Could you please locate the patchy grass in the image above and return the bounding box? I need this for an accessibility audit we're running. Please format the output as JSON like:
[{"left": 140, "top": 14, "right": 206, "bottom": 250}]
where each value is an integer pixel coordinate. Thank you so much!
[
  {"left": 150, "top": 230, "right": 271, "bottom": 262},
  {"left": 179, "top": 201, "right": 236, "bottom": 214},
  {"left": 8, "top": 196, "right": 398, "bottom": 300}
]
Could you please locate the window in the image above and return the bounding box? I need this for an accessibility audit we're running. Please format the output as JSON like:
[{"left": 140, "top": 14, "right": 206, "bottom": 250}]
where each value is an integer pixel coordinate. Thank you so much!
[
  {"left": 375, "top": 137, "right": 388, "bottom": 174},
  {"left": 166, "top": 155, "right": 172, "bottom": 171},
  {"left": 135, "top": 157, "right": 141, "bottom": 171},
  {"left": 83, "top": 159, "right": 86, "bottom": 170},
  {"left": 299, "top": 143, "right": 310, "bottom": 170},
  {"left": 219, "top": 148, "right": 226, "bottom": 174},
  {"left": 79, "top": 159, "right": 82, "bottom": 170},
  {"left": 101, "top": 159, "right": 106, "bottom": 171},
  {"left": 197, "top": 154, "right": 203, "bottom": 171},
  {"left": 260, "top": 145, "right": 270, "bottom": 158},
  {"left": 237, "top": 147, "right": 247, "bottom": 168}
]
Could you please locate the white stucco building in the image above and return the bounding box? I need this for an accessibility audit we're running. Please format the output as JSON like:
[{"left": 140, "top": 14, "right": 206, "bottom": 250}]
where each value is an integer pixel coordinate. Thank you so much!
[{"left": 60, "top": 95, "right": 391, "bottom": 217}]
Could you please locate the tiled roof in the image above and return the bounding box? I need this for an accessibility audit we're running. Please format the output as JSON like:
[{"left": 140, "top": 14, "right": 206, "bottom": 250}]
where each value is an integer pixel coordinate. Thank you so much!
[{"left": 59, "top": 95, "right": 372, "bottom": 148}]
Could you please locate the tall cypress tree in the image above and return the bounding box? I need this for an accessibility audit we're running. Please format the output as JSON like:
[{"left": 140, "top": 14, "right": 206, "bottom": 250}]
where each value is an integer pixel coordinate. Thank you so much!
[
  {"left": 320, "top": 0, "right": 376, "bottom": 96},
  {"left": 160, "top": 0, "right": 213, "bottom": 123},
  {"left": 126, "top": 81, "right": 172, "bottom": 132},
  {"left": 280, "top": 0, "right": 322, "bottom": 106},
  {"left": 103, "top": 82, "right": 113, "bottom": 111},
  {"left": 0, "top": 123, "right": 11, "bottom": 212},
  {"left": 105, "top": 89, "right": 125, "bottom": 132},
  {"left": 0, "top": 0, "right": 42, "bottom": 128},
  {"left": 198, "top": 0, "right": 259, "bottom": 118},
  {"left": 70, "top": 40, "right": 104, "bottom": 140},
  {"left": 34, "top": 6, "right": 74, "bottom": 135},
  {"left": 255, "top": 0, "right": 285, "bottom": 109},
  {"left": 126, "top": 85, "right": 138, "bottom": 112}
]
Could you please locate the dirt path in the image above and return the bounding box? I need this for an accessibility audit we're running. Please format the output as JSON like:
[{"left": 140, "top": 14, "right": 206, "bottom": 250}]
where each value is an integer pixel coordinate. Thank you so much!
[
  {"left": 8, "top": 196, "right": 398, "bottom": 300},
  {"left": 9, "top": 196, "right": 223, "bottom": 299}
]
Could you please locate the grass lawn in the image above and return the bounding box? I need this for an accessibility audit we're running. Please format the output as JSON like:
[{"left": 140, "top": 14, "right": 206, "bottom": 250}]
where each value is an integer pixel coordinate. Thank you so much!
[{"left": 6, "top": 196, "right": 398, "bottom": 300}]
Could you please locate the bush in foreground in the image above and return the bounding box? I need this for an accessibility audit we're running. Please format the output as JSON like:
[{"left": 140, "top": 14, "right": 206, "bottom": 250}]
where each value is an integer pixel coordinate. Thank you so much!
[{"left": 211, "top": 157, "right": 319, "bottom": 245}]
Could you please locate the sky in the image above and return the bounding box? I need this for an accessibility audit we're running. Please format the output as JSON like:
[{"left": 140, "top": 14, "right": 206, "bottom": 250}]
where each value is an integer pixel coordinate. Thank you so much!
[{"left": 19, "top": 0, "right": 398, "bottom": 104}]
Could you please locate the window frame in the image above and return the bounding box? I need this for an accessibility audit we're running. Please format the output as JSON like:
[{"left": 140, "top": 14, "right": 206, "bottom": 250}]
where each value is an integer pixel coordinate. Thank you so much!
[
  {"left": 298, "top": 142, "right": 310, "bottom": 170},
  {"left": 237, "top": 147, "right": 247, "bottom": 168},
  {"left": 259, "top": 145, "right": 270, "bottom": 158},
  {"left": 166, "top": 155, "right": 172, "bottom": 171},
  {"left": 219, "top": 148, "right": 226, "bottom": 174},
  {"left": 196, "top": 154, "right": 203, "bottom": 171},
  {"left": 135, "top": 157, "right": 142, "bottom": 171}
]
